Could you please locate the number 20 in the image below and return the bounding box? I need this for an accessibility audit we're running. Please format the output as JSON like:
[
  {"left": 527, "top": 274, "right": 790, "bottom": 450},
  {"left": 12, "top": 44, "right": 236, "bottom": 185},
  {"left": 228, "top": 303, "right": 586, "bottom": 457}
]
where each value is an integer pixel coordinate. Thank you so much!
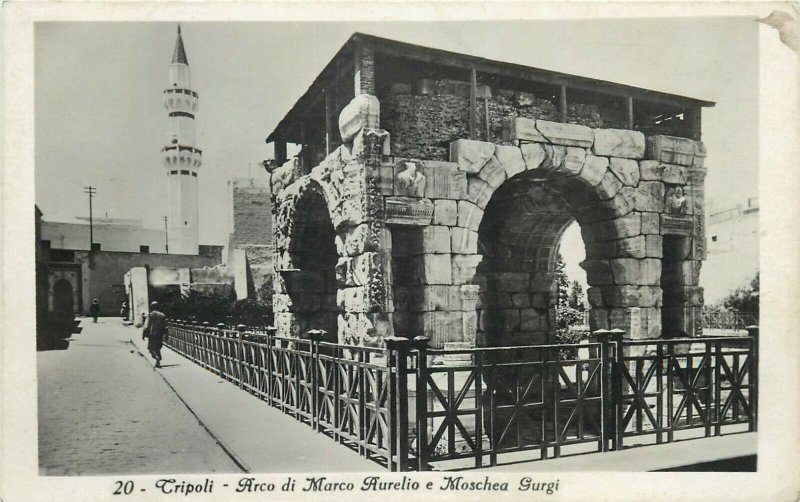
[{"left": 113, "top": 480, "right": 134, "bottom": 495}]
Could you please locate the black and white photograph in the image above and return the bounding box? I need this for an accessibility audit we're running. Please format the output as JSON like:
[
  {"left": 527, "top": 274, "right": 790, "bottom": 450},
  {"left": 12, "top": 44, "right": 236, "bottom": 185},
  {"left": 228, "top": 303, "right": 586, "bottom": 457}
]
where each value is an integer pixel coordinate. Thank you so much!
[{"left": 3, "top": 2, "right": 799, "bottom": 501}]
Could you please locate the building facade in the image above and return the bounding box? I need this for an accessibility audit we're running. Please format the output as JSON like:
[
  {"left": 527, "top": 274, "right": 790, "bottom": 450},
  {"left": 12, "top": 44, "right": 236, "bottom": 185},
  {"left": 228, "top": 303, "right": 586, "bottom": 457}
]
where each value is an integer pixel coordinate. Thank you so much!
[
  {"left": 41, "top": 219, "right": 167, "bottom": 254},
  {"left": 702, "top": 198, "right": 759, "bottom": 304},
  {"left": 225, "top": 177, "right": 273, "bottom": 300}
]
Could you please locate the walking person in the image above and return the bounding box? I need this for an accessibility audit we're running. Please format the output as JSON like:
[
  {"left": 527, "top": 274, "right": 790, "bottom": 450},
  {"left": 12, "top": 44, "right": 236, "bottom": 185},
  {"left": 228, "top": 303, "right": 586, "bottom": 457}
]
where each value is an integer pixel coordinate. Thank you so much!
[
  {"left": 120, "top": 301, "right": 129, "bottom": 321},
  {"left": 142, "top": 301, "right": 168, "bottom": 368},
  {"left": 89, "top": 298, "right": 100, "bottom": 323}
]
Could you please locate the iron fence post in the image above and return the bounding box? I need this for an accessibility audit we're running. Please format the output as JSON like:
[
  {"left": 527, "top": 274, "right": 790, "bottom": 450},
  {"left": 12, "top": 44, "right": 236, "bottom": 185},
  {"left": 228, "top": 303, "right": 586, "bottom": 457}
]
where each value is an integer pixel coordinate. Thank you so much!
[
  {"left": 189, "top": 320, "right": 197, "bottom": 358},
  {"left": 237, "top": 324, "right": 246, "bottom": 389},
  {"left": 474, "top": 350, "right": 484, "bottom": 469},
  {"left": 747, "top": 325, "right": 759, "bottom": 431},
  {"left": 488, "top": 352, "right": 497, "bottom": 467},
  {"left": 308, "top": 329, "right": 325, "bottom": 432},
  {"left": 186, "top": 321, "right": 190, "bottom": 356},
  {"left": 201, "top": 322, "right": 210, "bottom": 365},
  {"left": 357, "top": 349, "right": 366, "bottom": 455},
  {"left": 295, "top": 335, "right": 303, "bottom": 422},
  {"left": 714, "top": 339, "right": 722, "bottom": 436},
  {"left": 333, "top": 342, "right": 342, "bottom": 445},
  {"left": 609, "top": 329, "right": 625, "bottom": 450},
  {"left": 592, "top": 329, "right": 612, "bottom": 452},
  {"left": 656, "top": 341, "right": 664, "bottom": 445},
  {"left": 173, "top": 318, "right": 179, "bottom": 355},
  {"left": 413, "top": 336, "right": 430, "bottom": 471},
  {"left": 202, "top": 321, "right": 211, "bottom": 368},
  {"left": 667, "top": 341, "right": 675, "bottom": 443},
  {"left": 385, "top": 336, "right": 411, "bottom": 472},
  {"left": 216, "top": 323, "right": 226, "bottom": 378},
  {"left": 552, "top": 343, "right": 562, "bottom": 459},
  {"left": 704, "top": 341, "right": 713, "bottom": 437},
  {"left": 266, "top": 326, "right": 277, "bottom": 407}
]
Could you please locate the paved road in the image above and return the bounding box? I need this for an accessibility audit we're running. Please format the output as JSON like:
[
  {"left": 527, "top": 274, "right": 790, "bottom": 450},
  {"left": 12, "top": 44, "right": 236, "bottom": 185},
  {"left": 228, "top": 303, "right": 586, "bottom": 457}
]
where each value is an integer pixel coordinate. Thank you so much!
[
  {"left": 37, "top": 317, "right": 241, "bottom": 476},
  {"left": 128, "top": 324, "right": 378, "bottom": 472}
]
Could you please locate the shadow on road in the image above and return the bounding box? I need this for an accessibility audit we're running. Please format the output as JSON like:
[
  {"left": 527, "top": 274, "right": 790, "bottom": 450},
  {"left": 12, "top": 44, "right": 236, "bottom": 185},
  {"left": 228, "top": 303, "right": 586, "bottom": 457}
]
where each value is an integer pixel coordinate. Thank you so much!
[{"left": 37, "top": 318, "right": 82, "bottom": 351}]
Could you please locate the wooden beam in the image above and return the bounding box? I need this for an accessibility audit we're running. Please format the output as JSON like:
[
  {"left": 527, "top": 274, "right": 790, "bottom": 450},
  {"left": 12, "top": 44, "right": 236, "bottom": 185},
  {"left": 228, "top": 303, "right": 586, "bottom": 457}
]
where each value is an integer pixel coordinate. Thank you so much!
[
  {"left": 484, "top": 98, "right": 490, "bottom": 141},
  {"left": 274, "top": 141, "right": 287, "bottom": 166},
  {"left": 299, "top": 120, "right": 308, "bottom": 174},
  {"left": 560, "top": 84, "right": 568, "bottom": 123},
  {"left": 354, "top": 43, "right": 375, "bottom": 96},
  {"left": 324, "top": 88, "right": 333, "bottom": 155},
  {"left": 687, "top": 107, "right": 702, "bottom": 140},
  {"left": 354, "top": 44, "right": 363, "bottom": 96},
  {"left": 627, "top": 96, "right": 634, "bottom": 130},
  {"left": 469, "top": 67, "right": 477, "bottom": 139}
]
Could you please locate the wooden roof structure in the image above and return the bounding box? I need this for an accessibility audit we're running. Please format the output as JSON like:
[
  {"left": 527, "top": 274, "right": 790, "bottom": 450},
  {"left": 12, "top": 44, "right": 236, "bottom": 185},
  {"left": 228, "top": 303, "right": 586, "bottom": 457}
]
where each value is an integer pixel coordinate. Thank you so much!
[{"left": 266, "top": 32, "right": 715, "bottom": 145}]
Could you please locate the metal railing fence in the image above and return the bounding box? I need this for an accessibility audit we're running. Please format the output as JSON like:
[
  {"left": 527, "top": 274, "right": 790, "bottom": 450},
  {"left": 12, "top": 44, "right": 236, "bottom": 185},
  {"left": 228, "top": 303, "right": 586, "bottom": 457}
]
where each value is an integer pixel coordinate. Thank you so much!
[{"left": 164, "top": 320, "right": 758, "bottom": 471}]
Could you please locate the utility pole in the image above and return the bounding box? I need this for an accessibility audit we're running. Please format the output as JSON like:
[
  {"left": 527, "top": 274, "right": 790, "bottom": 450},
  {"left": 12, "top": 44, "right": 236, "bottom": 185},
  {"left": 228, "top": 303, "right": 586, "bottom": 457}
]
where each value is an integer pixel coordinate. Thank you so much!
[
  {"left": 83, "top": 186, "right": 96, "bottom": 250},
  {"left": 162, "top": 216, "right": 169, "bottom": 254}
]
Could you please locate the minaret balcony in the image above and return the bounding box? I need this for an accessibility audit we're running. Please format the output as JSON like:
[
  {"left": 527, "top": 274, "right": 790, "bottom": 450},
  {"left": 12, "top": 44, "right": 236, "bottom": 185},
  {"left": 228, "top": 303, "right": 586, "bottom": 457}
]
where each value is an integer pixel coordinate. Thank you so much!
[
  {"left": 162, "top": 145, "right": 203, "bottom": 169},
  {"left": 163, "top": 89, "right": 199, "bottom": 114},
  {"left": 163, "top": 88, "right": 198, "bottom": 98}
]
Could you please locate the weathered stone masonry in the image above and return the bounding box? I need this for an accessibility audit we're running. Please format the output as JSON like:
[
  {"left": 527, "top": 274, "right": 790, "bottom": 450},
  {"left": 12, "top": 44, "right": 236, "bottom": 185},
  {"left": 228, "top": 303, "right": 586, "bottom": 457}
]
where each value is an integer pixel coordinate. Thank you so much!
[{"left": 266, "top": 34, "right": 712, "bottom": 348}]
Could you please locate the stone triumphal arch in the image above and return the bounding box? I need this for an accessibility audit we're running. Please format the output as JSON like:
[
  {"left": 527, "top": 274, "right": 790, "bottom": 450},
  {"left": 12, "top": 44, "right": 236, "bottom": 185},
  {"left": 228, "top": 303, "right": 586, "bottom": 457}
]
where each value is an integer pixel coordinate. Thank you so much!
[{"left": 267, "top": 33, "right": 710, "bottom": 350}]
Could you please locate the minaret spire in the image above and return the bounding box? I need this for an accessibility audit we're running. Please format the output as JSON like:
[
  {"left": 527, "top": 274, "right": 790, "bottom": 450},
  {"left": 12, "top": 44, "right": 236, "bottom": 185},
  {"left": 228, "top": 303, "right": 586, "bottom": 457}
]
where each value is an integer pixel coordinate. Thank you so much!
[
  {"left": 172, "top": 24, "right": 189, "bottom": 65},
  {"left": 162, "top": 25, "right": 200, "bottom": 255}
]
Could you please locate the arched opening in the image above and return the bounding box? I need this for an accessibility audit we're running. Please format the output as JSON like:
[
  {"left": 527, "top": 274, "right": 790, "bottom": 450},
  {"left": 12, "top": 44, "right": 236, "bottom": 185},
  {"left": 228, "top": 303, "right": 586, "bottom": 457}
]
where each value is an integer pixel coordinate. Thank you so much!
[
  {"left": 475, "top": 172, "right": 585, "bottom": 349},
  {"left": 467, "top": 171, "right": 601, "bottom": 448},
  {"left": 52, "top": 279, "right": 75, "bottom": 324},
  {"left": 281, "top": 183, "right": 339, "bottom": 340}
]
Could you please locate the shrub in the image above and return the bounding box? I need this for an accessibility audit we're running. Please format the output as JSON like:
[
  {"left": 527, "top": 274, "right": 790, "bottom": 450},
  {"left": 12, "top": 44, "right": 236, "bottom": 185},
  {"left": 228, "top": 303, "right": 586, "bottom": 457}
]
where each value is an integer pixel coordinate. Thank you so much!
[
  {"left": 231, "top": 298, "right": 273, "bottom": 327},
  {"left": 721, "top": 273, "right": 759, "bottom": 315}
]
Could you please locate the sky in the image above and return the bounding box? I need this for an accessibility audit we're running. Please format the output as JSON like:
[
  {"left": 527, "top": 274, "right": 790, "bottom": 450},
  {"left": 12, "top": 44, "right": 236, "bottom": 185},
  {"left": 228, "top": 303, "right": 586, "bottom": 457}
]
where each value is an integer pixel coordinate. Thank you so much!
[{"left": 35, "top": 19, "right": 759, "bottom": 286}]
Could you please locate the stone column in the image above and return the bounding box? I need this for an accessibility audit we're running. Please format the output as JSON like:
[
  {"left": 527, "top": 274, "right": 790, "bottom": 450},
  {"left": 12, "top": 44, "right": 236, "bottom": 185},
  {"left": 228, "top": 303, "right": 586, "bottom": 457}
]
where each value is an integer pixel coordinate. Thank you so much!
[
  {"left": 460, "top": 285, "right": 480, "bottom": 346},
  {"left": 332, "top": 116, "right": 394, "bottom": 345},
  {"left": 580, "top": 210, "right": 663, "bottom": 339}
]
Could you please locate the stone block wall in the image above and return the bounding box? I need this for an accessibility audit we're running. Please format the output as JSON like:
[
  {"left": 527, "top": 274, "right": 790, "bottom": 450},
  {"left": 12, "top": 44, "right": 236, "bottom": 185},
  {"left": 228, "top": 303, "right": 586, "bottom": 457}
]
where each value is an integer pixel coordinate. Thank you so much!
[
  {"left": 381, "top": 83, "right": 631, "bottom": 161},
  {"left": 225, "top": 179, "right": 273, "bottom": 302},
  {"left": 229, "top": 180, "right": 272, "bottom": 249},
  {"left": 381, "top": 116, "right": 705, "bottom": 344}
]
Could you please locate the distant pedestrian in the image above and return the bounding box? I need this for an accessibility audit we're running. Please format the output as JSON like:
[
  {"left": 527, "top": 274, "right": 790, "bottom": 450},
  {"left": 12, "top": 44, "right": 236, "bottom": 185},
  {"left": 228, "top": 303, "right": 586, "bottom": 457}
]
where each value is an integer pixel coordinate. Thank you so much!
[
  {"left": 120, "top": 301, "right": 129, "bottom": 321},
  {"left": 89, "top": 299, "right": 100, "bottom": 323},
  {"left": 142, "top": 301, "right": 167, "bottom": 368}
]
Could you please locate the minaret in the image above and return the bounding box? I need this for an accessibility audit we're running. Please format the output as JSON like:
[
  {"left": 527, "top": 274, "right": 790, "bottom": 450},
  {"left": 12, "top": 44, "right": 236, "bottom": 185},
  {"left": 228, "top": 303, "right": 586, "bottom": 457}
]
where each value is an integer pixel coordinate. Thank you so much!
[{"left": 162, "top": 25, "right": 201, "bottom": 255}]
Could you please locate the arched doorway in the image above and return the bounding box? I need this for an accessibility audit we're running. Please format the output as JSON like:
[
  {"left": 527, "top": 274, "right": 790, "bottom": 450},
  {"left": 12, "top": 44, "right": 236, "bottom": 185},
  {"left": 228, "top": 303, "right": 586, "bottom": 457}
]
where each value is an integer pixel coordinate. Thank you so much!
[
  {"left": 476, "top": 176, "right": 577, "bottom": 349},
  {"left": 52, "top": 279, "right": 75, "bottom": 324},
  {"left": 276, "top": 179, "right": 339, "bottom": 341}
]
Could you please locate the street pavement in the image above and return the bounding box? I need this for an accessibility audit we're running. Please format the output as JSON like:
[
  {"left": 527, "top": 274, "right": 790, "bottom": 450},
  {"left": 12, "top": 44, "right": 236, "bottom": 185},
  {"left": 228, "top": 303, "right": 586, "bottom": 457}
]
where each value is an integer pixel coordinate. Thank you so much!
[
  {"left": 126, "top": 321, "right": 378, "bottom": 473},
  {"left": 39, "top": 317, "right": 376, "bottom": 476},
  {"left": 37, "top": 317, "right": 242, "bottom": 475}
]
